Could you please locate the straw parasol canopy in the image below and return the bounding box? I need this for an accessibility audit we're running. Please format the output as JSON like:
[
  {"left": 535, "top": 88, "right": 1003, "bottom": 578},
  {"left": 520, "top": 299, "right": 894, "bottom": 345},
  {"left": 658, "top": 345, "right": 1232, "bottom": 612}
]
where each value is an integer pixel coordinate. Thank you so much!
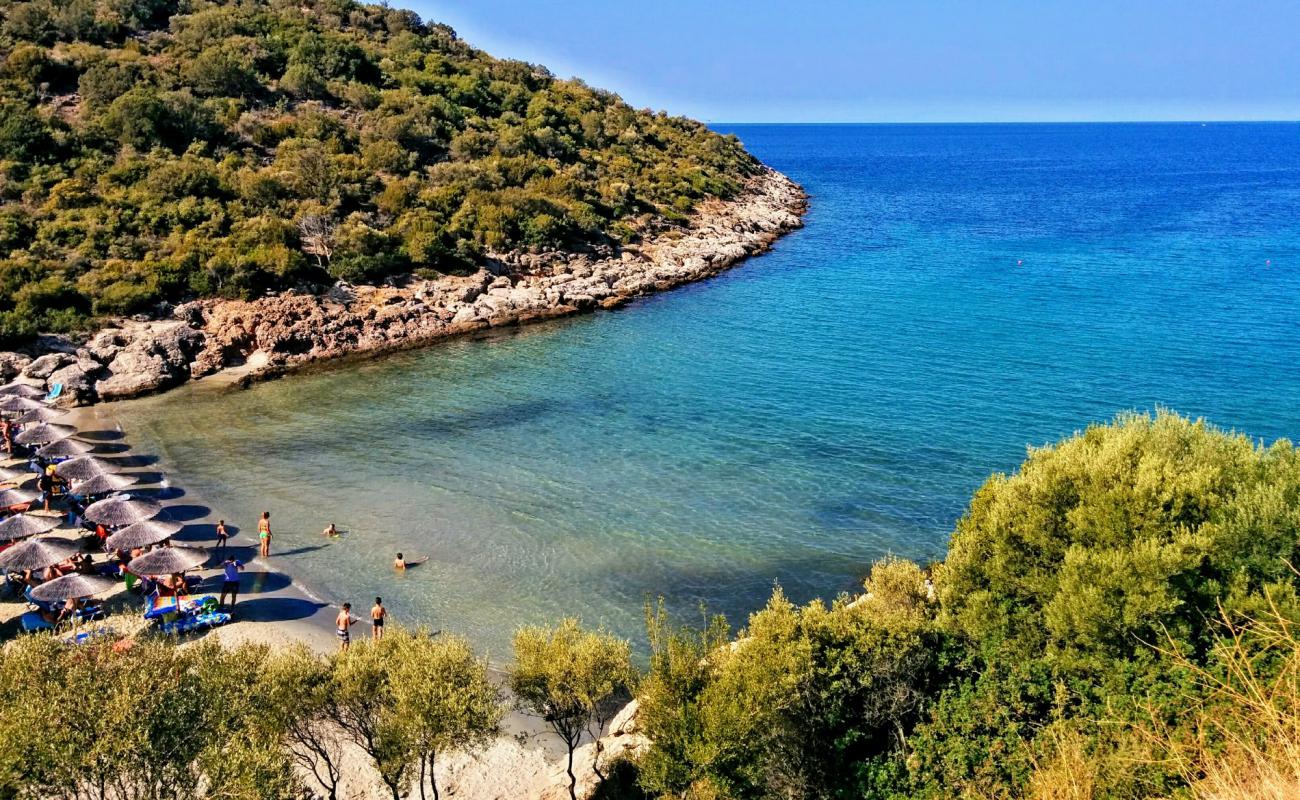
[
  {"left": 84, "top": 495, "right": 162, "bottom": 527},
  {"left": 31, "top": 573, "right": 117, "bottom": 603},
  {"left": 36, "top": 438, "right": 94, "bottom": 459},
  {"left": 0, "top": 383, "right": 47, "bottom": 400},
  {"left": 0, "top": 465, "right": 34, "bottom": 483},
  {"left": 71, "top": 472, "right": 138, "bottom": 497},
  {"left": 0, "top": 487, "right": 39, "bottom": 506},
  {"left": 16, "top": 406, "right": 68, "bottom": 424},
  {"left": 127, "top": 546, "right": 208, "bottom": 576},
  {"left": 104, "top": 518, "right": 183, "bottom": 551},
  {"left": 0, "top": 514, "right": 60, "bottom": 541},
  {"left": 0, "top": 396, "right": 46, "bottom": 414},
  {"left": 53, "top": 456, "right": 120, "bottom": 482},
  {"left": 14, "top": 423, "right": 76, "bottom": 445},
  {"left": 0, "top": 537, "right": 78, "bottom": 572}
]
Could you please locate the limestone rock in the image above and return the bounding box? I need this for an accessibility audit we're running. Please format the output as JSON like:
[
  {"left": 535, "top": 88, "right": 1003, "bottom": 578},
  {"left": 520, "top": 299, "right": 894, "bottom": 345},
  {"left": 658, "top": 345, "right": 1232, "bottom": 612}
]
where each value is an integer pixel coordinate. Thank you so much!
[
  {"left": 21, "top": 353, "right": 73, "bottom": 380},
  {"left": 47, "top": 361, "right": 102, "bottom": 406},
  {"left": 0, "top": 353, "right": 33, "bottom": 382}
]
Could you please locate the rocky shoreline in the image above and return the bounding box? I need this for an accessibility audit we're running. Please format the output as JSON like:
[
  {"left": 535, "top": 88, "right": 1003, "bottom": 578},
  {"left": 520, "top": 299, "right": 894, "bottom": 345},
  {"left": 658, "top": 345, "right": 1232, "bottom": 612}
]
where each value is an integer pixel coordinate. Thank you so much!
[{"left": 0, "top": 168, "right": 806, "bottom": 406}]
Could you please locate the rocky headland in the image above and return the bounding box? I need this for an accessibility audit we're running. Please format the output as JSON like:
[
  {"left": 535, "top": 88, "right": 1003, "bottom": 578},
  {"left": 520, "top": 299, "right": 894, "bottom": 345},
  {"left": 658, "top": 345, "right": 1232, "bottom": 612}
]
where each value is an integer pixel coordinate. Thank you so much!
[{"left": 1, "top": 168, "right": 806, "bottom": 406}]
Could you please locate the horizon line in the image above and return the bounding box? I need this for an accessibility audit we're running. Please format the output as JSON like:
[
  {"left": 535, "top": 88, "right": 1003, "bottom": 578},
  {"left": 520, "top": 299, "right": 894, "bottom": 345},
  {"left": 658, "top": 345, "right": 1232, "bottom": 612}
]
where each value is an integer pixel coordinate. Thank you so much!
[{"left": 705, "top": 119, "right": 1300, "bottom": 126}]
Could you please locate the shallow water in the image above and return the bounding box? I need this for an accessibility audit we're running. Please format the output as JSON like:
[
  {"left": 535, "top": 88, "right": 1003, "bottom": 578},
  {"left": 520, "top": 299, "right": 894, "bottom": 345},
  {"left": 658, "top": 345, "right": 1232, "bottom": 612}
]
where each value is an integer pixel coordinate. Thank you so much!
[{"left": 104, "top": 123, "right": 1300, "bottom": 658}]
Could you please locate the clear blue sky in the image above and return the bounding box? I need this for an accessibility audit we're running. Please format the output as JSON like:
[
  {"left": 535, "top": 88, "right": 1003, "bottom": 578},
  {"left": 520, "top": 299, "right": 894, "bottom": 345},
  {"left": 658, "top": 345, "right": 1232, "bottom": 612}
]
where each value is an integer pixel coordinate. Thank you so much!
[{"left": 411, "top": 0, "right": 1298, "bottom": 123}]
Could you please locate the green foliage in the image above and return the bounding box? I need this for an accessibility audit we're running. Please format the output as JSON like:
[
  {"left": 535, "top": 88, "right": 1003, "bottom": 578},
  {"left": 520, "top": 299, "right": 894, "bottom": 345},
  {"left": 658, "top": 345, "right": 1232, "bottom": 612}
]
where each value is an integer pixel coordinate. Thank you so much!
[
  {"left": 0, "top": 0, "right": 759, "bottom": 345},
  {"left": 512, "top": 617, "right": 637, "bottom": 800},
  {"left": 0, "top": 636, "right": 301, "bottom": 799},
  {"left": 632, "top": 412, "right": 1300, "bottom": 800},
  {"left": 636, "top": 566, "right": 940, "bottom": 800},
  {"left": 329, "top": 627, "right": 503, "bottom": 800}
]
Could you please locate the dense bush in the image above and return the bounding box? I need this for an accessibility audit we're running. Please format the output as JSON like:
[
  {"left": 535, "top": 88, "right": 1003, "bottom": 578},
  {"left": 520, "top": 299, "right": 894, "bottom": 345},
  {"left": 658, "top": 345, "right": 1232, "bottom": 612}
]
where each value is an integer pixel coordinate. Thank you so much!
[
  {"left": 632, "top": 411, "right": 1300, "bottom": 800},
  {"left": 6, "top": 412, "right": 1289, "bottom": 799},
  {"left": 0, "top": 0, "right": 760, "bottom": 345}
]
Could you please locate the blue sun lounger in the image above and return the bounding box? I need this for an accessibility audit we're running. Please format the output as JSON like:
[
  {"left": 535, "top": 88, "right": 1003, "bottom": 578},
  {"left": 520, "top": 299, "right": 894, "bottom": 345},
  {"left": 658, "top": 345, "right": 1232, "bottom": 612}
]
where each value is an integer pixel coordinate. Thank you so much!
[
  {"left": 158, "top": 611, "right": 231, "bottom": 636},
  {"left": 20, "top": 611, "right": 53, "bottom": 633}
]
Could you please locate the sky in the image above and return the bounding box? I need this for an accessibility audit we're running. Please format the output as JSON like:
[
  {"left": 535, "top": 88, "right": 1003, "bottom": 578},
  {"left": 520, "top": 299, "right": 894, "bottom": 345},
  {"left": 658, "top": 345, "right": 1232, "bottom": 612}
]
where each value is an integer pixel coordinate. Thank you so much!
[{"left": 411, "top": 0, "right": 1299, "bottom": 123}]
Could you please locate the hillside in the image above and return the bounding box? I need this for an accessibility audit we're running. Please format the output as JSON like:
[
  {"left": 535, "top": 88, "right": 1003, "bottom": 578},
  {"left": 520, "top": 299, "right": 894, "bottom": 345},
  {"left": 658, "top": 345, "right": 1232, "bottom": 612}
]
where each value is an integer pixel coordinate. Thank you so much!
[{"left": 0, "top": 0, "right": 763, "bottom": 346}]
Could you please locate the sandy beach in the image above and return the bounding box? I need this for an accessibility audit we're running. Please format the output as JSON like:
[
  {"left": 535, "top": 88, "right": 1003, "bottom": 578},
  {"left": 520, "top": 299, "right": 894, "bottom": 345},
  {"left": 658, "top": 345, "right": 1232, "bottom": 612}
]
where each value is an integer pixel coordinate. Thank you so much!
[{"left": 1, "top": 394, "right": 642, "bottom": 800}]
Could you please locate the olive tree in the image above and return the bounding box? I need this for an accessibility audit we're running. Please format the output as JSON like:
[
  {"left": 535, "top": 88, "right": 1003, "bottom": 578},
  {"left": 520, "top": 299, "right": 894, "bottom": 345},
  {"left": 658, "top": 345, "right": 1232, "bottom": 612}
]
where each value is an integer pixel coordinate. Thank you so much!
[
  {"left": 329, "top": 628, "right": 502, "bottom": 800},
  {"left": 511, "top": 618, "right": 636, "bottom": 800},
  {"left": 389, "top": 632, "right": 504, "bottom": 800}
]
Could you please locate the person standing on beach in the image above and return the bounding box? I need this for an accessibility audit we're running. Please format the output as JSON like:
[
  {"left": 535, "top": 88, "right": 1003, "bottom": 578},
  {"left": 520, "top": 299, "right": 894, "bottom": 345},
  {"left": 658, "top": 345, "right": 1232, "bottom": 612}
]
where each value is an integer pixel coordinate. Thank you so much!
[
  {"left": 336, "top": 603, "right": 356, "bottom": 652},
  {"left": 214, "top": 520, "right": 229, "bottom": 555},
  {"left": 220, "top": 558, "right": 243, "bottom": 608},
  {"left": 0, "top": 418, "right": 12, "bottom": 454},
  {"left": 370, "top": 597, "right": 386, "bottom": 640},
  {"left": 37, "top": 469, "right": 54, "bottom": 511},
  {"left": 257, "top": 512, "right": 271, "bottom": 558}
]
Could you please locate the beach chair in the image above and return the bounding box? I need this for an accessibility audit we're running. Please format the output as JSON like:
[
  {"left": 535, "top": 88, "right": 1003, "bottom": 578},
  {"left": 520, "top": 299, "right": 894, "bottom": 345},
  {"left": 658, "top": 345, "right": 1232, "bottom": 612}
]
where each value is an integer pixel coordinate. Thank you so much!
[
  {"left": 157, "top": 610, "right": 231, "bottom": 636},
  {"left": 20, "top": 611, "right": 54, "bottom": 634},
  {"left": 24, "top": 586, "right": 59, "bottom": 614},
  {"left": 64, "top": 627, "right": 113, "bottom": 646}
]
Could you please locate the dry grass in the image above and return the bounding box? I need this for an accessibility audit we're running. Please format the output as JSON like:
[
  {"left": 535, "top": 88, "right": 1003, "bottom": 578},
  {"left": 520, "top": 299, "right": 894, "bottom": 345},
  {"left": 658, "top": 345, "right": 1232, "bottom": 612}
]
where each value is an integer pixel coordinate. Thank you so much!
[{"left": 1149, "top": 598, "right": 1300, "bottom": 800}]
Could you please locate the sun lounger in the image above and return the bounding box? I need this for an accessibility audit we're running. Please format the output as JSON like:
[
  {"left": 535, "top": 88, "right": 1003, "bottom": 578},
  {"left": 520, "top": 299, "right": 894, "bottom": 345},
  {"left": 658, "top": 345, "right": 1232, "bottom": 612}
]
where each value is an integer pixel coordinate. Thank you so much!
[
  {"left": 64, "top": 627, "right": 112, "bottom": 646},
  {"left": 20, "top": 611, "right": 53, "bottom": 633},
  {"left": 144, "top": 594, "right": 218, "bottom": 621},
  {"left": 157, "top": 611, "right": 231, "bottom": 636}
]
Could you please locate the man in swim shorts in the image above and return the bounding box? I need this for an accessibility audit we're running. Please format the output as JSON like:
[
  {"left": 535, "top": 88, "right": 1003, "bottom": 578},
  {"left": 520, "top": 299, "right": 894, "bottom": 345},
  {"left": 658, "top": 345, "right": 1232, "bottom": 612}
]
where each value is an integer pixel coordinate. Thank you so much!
[
  {"left": 336, "top": 603, "right": 355, "bottom": 651},
  {"left": 371, "top": 597, "right": 386, "bottom": 640}
]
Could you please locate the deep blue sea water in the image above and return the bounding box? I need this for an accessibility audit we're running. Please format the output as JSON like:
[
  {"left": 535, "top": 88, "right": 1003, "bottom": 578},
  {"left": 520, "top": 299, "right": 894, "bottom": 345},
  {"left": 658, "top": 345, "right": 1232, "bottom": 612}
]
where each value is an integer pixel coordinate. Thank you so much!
[{"left": 106, "top": 123, "right": 1300, "bottom": 658}]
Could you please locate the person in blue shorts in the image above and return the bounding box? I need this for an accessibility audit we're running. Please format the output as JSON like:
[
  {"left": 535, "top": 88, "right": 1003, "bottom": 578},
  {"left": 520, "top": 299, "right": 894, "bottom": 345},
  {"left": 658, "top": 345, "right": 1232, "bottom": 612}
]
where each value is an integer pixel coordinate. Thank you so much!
[{"left": 219, "top": 558, "right": 243, "bottom": 608}]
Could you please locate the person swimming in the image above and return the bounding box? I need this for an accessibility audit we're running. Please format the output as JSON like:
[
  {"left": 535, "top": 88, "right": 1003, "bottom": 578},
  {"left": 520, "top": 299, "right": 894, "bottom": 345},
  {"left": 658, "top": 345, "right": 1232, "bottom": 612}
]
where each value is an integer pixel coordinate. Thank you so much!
[
  {"left": 323, "top": 522, "right": 339, "bottom": 538},
  {"left": 393, "top": 552, "right": 428, "bottom": 570}
]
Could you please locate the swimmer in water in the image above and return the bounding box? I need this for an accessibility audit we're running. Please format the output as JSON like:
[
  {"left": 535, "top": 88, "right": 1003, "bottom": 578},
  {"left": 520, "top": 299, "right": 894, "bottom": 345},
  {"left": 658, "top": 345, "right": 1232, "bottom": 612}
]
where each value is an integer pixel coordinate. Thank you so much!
[{"left": 393, "top": 552, "right": 428, "bottom": 570}]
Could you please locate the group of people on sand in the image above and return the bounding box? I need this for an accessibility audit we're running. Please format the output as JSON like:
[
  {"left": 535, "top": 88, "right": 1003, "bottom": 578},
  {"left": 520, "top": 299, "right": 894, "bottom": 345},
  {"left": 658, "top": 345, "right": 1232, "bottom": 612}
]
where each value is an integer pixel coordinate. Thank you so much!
[
  {"left": 213, "top": 513, "right": 424, "bottom": 652},
  {"left": 334, "top": 597, "right": 387, "bottom": 651}
]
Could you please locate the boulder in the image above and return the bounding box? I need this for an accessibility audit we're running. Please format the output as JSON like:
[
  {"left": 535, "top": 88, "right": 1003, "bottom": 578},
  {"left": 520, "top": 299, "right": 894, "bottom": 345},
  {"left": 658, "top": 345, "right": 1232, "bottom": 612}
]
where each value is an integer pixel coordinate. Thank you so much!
[
  {"left": 21, "top": 353, "right": 73, "bottom": 380},
  {"left": 95, "top": 347, "right": 173, "bottom": 401},
  {"left": 0, "top": 353, "right": 31, "bottom": 382},
  {"left": 85, "top": 330, "right": 129, "bottom": 364},
  {"left": 47, "top": 361, "right": 102, "bottom": 406}
]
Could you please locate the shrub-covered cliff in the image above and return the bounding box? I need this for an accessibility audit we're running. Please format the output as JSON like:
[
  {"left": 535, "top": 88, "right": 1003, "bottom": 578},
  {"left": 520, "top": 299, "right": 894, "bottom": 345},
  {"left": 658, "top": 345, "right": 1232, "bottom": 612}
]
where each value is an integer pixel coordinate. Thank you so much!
[{"left": 0, "top": 0, "right": 763, "bottom": 344}]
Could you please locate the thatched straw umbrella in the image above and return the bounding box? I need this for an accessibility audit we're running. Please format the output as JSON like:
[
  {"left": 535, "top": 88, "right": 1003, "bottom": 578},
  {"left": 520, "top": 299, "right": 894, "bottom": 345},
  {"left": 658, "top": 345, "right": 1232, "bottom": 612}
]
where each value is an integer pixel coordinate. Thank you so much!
[
  {"left": 0, "top": 537, "right": 78, "bottom": 572},
  {"left": 0, "top": 396, "right": 46, "bottom": 414},
  {"left": 53, "top": 456, "right": 120, "bottom": 482},
  {"left": 30, "top": 573, "right": 117, "bottom": 603},
  {"left": 0, "top": 383, "right": 47, "bottom": 400},
  {"left": 71, "top": 472, "right": 138, "bottom": 497},
  {"left": 14, "top": 423, "right": 76, "bottom": 445},
  {"left": 0, "top": 514, "right": 60, "bottom": 542},
  {"left": 84, "top": 495, "right": 162, "bottom": 527},
  {"left": 36, "top": 438, "right": 94, "bottom": 459},
  {"left": 0, "top": 487, "right": 39, "bottom": 507},
  {"left": 105, "top": 518, "right": 183, "bottom": 551},
  {"left": 0, "top": 465, "right": 34, "bottom": 483},
  {"left": 126, "top": 546, "right": 207, "bottom": 576},
  {"left": 16, "top": 406, "right": 68, "bottom": 424}
]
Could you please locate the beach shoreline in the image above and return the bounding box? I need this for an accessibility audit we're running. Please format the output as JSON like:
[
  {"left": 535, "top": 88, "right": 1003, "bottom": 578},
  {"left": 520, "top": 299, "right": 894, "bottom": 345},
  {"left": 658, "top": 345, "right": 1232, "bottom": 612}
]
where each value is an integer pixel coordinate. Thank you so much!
[
  {"left": 4, "top": 403, "right": 641, "bottom": 800},
  {"left": 1, "top": 168, "right": 808, "bottom": 409}
]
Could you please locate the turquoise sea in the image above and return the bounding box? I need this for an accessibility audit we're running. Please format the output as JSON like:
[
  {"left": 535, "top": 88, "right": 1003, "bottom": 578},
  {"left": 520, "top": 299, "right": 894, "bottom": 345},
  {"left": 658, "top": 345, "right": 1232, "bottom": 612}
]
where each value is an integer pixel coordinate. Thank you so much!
[{"left": 106, "top": 123, "right": 1300, "bottom": 658}]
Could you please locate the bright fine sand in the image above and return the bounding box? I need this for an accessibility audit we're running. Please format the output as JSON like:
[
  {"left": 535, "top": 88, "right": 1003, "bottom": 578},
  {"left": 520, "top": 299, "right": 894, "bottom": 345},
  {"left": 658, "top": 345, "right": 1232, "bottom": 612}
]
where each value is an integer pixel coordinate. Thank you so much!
[{"left": 0, "top": 400, "right": 640, "bottom": 800}]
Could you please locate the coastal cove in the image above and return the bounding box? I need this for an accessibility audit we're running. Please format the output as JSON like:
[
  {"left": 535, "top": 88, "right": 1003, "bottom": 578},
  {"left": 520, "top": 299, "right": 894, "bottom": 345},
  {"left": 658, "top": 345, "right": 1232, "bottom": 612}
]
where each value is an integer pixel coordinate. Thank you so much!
[{"left": 87, "top": 123, "right": 1300, "bottom": 659}]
